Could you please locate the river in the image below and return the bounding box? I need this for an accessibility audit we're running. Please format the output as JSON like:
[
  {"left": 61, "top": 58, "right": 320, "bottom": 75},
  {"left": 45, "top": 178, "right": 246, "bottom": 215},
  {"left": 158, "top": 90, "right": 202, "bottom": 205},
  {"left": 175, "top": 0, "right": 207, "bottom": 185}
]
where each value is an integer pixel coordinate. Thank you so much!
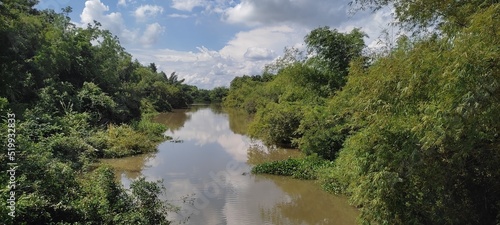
[{"left": 101, "top": 105, "right": 358, "bottom": 225}]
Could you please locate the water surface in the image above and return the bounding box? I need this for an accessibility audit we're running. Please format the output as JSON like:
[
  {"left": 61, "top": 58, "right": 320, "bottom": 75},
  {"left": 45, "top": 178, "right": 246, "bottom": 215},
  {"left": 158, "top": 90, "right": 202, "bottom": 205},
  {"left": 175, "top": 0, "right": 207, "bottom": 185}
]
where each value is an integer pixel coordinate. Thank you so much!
[{"left": 101, "top": 105, "right": 358, "bottom": 225}]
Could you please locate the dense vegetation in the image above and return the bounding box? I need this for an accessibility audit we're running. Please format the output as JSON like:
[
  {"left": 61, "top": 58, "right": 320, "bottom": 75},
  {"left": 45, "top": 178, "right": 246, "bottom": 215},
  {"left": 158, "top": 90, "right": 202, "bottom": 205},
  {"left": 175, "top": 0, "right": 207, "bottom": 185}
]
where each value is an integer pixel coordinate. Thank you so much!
[
  {"left": 192, "top": 86, "right": 229, "bottom": 104},
  {"left": 0, "top": 1, "right": 226, "bottom": 224},
  {"left": 229, "top": 1, "right": 500, "bottom": 224}
]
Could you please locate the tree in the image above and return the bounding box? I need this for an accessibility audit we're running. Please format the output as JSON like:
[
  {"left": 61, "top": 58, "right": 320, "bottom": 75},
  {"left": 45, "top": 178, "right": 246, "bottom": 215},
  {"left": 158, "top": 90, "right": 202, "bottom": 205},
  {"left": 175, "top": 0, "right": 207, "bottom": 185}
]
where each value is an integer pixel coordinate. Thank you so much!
[
  {"left": 305, "top": 27, "right": 366, "bottom": 90},
  {"left": 149, "top": 62, "right": 158, "bottom": 73},
  {"left": 264, "top": 47, "right": 305, "bottom": 74},
  {"left": 166, "top": 72, "right": 185, "bottom": 85},
  {"left": 77, "top": 82, "right": 117, "bottom": 124},
  {"left": 249, "top": 102, "right": 303, "bottom": 147},
  {"left": 209, "top": 87, "right": 229, "bottom": 103}
]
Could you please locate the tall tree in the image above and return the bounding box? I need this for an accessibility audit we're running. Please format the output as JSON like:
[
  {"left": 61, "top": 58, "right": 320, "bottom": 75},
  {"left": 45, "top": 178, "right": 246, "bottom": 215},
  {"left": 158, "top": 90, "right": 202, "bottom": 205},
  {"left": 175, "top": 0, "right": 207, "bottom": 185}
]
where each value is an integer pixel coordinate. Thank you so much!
[{"left": 305, "top": 27, "right": 366, "bottom": 91}]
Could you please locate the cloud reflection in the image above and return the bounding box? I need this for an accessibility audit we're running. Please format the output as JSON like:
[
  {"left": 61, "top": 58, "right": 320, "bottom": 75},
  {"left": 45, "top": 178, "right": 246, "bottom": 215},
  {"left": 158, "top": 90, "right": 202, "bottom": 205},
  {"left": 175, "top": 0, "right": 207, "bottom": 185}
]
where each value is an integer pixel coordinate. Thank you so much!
[{"left": 161, "top": 107, "right": 255, "bottom": 162}]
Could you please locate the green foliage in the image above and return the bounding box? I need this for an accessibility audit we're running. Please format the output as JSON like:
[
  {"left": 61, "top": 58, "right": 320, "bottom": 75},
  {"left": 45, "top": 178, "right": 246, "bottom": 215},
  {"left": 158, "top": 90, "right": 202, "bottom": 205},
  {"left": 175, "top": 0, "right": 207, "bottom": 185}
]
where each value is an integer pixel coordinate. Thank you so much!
[
  {"left": 77, "top": 167, "right": 174, "bottom": 224},
  {"left": 225, "top": 28, "right": 365, "bottom": 149},
  {"left": 209, "top": 86, "right": 229, "bottom": 103},
  {"left": 1, "top": 0, "right": 498, "bottom": 224},
  {"left": 129, "top": 177, "right": 175, "bottom": 225},
  {"left": 264, "top": 47, "right": 305, "bottom": 74},
  {"left": 77, "top": 166, "right": 131, "bottom": 224},
  {"left": 252, "top": 158, "right": 300, "bottom": 176},
  {"left": 47, "top": 134, "right": 96, "bottom": 169},
  {"left": 249, "top": 102, "right": 303, "bottom": 147},
  {"left": 190, "top": 85, "right": 230, "bottom": 104},
  {"left": 252, "top": 154, "right": 332, "bottom": 180},
  {"left": 165, "top": 71, "right": 185, "bottom": 85},
  {"left": 305, "top": 27, "right": 366, "bottom": 88},
  {"left": 224, "top": 75, "right": 272, "bottom": 113},
  {"left": 0, "top": 97, "right": 8, "bottom": 115},
  {"left": 89, "top": 124, "right": 160, "bottom": 158},
  {"left": 191, "top": 88, "right": 212, "bottom": 103},
  {"left": 131, "top": 113, "right": 168, "bottom": 141},
  {"left": 297, "top": 105, "right": 352, "bottom": 160},
  {"left": 77, "top": 82, "right": 117, "bottom": 124}
]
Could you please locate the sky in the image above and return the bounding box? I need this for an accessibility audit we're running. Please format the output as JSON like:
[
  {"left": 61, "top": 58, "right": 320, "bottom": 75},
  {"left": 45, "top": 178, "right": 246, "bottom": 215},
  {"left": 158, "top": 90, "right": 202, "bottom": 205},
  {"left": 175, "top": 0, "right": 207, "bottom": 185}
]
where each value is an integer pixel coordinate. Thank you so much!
[{"left": 36, "top": 0, "right": 395, "bottom": 89}]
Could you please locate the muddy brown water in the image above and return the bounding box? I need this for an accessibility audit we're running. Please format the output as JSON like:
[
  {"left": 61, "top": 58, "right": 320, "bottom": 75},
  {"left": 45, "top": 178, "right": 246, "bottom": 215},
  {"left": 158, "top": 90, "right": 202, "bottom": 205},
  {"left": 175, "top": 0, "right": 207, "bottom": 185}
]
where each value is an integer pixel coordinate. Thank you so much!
[{"left": 100, "top": 105, "right": 358, "bottom": 225}]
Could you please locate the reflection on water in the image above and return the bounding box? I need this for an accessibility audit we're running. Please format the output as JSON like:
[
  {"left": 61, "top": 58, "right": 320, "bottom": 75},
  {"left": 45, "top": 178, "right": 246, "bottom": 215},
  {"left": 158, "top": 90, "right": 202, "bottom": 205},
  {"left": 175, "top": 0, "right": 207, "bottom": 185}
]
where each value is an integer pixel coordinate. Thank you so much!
[
  {"left": 154, "top": 109, "right": 192, "bottom": 132},
  {"left": 247, "top": 144, "right": 303, "bottom": 165},
  {"left": 225, "top": 108, "right": 254, "bottom": 135},
  {"left": 101, "top": 105, "right": 358, "bottom": 225},
  {"left": 258, "top": 175, "right": 358, "bottom": 225},
  {"left": 100, "top": 153, "right": 154, "bottom": 180}
]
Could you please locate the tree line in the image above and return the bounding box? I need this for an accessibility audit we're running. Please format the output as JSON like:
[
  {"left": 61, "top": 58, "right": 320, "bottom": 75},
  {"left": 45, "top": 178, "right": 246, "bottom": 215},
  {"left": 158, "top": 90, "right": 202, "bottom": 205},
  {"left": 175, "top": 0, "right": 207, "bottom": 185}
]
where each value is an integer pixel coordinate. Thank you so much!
[{"left": 226, "top": 1, "right": 500, "bottom": 224}]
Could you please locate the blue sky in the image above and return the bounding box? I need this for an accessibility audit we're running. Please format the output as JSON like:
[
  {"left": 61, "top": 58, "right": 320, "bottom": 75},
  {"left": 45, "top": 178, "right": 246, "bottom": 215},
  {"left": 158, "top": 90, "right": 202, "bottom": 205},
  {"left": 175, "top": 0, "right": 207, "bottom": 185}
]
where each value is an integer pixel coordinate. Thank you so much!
[{"left": 36, "top": 0, "right": 394, "bottom": 89}]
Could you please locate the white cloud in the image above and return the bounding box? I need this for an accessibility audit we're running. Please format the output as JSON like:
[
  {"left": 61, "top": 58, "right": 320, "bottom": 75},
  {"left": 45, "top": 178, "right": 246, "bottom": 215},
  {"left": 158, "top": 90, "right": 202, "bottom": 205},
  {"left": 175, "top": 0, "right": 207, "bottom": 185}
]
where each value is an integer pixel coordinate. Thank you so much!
[
  {"left": 223, "top": 0, "right": 348, "bottom": 27},
  {"left": 117, "top": 0, "right": 126, "bottom": 6},
  {"left": 220, "top": 25, "right": 305, "bottom": 60},
  {"left": 129, "top": 25, "right": 307, "bottom": 88},
  {"left": 134, "top": 4, "right": 164, "bottom": 22},
  {"left": 244, "top": 47, "right": 275, "bottom": 61},
  {"left": 140, "top": 23, "right": 165, "bottom": 47},
  {"left": 218, "top": 0, "right": 398, "bottom": 51},
  {"left": 337, "top": 7, "right": 398, "bottom": 49},
  {"left": 168, "top": 13, "right": 192, "bottom": 18},
  {"left": 171, "top": 0, "right": 204, "bottom": 11},
  {"left": 130, "top": 47, "right": 238, "bottom": 88},
  {"left": 80, "top": 0, "right": 136, "bottom": 43},
  {"left": 81, "top": 0, "right": 166, "bottom": 48}
]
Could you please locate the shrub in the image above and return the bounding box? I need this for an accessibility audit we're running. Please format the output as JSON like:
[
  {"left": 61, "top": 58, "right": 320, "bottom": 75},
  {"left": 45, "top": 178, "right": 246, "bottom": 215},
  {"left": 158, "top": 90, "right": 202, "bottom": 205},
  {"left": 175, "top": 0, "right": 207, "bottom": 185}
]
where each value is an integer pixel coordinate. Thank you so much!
[
  {"left": 249, "top": 102, "right": 303, "bottom": 147},
  {"left": 76, "top": 166, "right": 174, "bottom": 224},
  {"left": 88, "top": 124, "right": 159, "bottom": 158},
  {"left": 131, "top": 114, "right": 167, "bottom": 141},
  {"left": 47, "top": 134, "right": 96, "bottom": 169}
]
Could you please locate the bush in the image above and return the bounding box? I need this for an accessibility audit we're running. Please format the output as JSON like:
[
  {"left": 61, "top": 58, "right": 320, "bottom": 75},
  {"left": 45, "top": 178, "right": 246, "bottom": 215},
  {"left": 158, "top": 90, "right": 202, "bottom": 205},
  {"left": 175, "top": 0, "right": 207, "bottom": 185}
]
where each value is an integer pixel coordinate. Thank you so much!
[
  {"left": 47, "top": 134, "right": 96, "bottom": 169},
  {"left": 297, "top": 106, "right": 352, "bottom": 160},
  {"left": 77, "top": 82, "right": 117, "bottom": 124},
  {"left": 131, "top": 114, "right": 167, "bottom": 141},
  {"left": 88, "top": 124, "right": 160, "bottom": 158},
  {"left": 76, "top": 166, "right": 174, "bottom": 224},
  {"left": 249, "top": 102, "right": 303, "bottom": 147}
]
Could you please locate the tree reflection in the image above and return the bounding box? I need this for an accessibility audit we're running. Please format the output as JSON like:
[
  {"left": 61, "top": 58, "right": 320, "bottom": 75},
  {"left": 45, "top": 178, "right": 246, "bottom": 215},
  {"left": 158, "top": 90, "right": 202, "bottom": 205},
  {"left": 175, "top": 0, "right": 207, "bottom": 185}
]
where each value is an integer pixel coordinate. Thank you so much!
[
  {"left": 247, "top": 144, "right": 303, "bottom": 165},
  {"left": 153, "top": 109, "right": 193, "bottom": 132},
  {"left": 209, "top": 104, "right": 224, "bottom": 114},
  {"left": 257, "top": 175, "right": 359, "bottom": 225},
  {"left": 225, "top": 108, "right": 254, "bottom": 135},
  {"left": 100, "top": 153, "right": 155, "bottom": 180}
]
